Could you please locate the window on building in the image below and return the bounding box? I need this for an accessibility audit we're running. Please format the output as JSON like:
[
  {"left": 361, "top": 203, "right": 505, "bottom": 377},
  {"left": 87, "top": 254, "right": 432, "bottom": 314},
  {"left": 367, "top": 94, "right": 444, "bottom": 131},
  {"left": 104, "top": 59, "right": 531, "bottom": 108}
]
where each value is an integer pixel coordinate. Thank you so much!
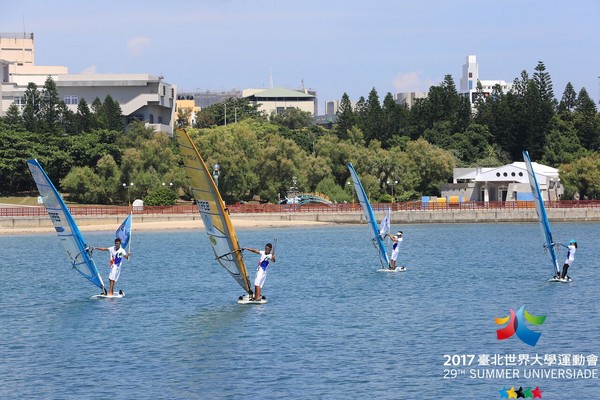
[
  {"left": 468, "top": 72, "right": 472, "bottom": 78},
  {"left": 276, "top": 107, "right": 285, "bottom": 114},
  {"left": 162, "top": 86, "right": 166, "bottom": 95},
  {"left": 149, "top": 114, "right": 154, "bottom": 124},
  {"left": 13, "top": 96, "right": 25, "bottom": 107},
  {"left": 64, "top": 95, "right": 79, "bottom": 105}
]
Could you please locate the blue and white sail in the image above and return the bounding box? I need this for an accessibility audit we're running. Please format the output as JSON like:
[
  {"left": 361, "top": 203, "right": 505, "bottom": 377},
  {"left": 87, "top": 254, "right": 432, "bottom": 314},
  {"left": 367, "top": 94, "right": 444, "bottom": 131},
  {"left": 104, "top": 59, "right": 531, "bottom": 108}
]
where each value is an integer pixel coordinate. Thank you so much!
[
  {"left": 347, "top": 163, "right": 391, "bottom": 268},
  {"left": 522, "top": 151, "right": 561, "bottom": 276},
  {"left": 116, "top": 213, "right": 132, "bottom": 250},
  {"left": 27, "top": 159, "right": 105, "bottom": 290},
  {"left": 379, "top": 207, "right": 391, "bottom": 240}
]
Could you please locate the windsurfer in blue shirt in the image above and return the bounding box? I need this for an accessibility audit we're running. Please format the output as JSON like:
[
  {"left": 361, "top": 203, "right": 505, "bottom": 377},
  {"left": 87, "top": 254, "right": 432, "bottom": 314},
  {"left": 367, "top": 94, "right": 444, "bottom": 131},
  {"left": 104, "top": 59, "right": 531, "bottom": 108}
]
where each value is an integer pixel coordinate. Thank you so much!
[
  {"left": 558, "top": 239, "right": 577, "bottom": 280},
  {"left": 244, "top": 243, "right": 276, "bottom": 301},
  {"left": 387, "top": 231, "right": 404, "bottom": 270}
]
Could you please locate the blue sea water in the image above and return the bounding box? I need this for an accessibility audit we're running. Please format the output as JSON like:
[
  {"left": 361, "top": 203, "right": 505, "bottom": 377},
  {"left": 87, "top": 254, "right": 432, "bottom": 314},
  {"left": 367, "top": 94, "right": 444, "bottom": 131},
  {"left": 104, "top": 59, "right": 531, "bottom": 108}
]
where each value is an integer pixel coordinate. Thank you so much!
[{"left": 0, "top": 222, "right": 599, "bottom": 399}]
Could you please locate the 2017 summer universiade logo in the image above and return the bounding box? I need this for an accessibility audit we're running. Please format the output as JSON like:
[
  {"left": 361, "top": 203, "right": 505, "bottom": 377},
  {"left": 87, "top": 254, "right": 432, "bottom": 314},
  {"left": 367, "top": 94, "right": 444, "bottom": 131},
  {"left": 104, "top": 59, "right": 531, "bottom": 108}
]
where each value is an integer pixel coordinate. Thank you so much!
[{"left": 495, "top": 305, "right": 546, "bottom": 346}]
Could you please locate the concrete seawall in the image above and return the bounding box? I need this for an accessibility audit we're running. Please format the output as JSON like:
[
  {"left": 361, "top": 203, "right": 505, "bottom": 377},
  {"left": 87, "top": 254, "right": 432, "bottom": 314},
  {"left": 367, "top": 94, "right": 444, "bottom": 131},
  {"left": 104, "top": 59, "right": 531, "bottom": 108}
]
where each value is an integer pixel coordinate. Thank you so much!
[{"left": 2, "top": 208, "right": 600, "bottom": 230}]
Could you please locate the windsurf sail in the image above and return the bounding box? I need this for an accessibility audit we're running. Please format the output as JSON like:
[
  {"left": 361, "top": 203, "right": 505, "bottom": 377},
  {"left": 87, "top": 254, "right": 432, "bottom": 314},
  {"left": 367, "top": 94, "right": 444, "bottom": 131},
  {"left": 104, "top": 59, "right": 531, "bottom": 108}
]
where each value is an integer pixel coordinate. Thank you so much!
[
  {"left": 379, "top": 207, "right": 391, "bottom": 241},
  {"left": 175, "top": 128, "right": 253, "bottom": 294},
  {"left": 116, "top": 212, "right": 132, "bottom": 250},
  {"left": 522, "top": 150, "right": 560, "bottom": 276},
  {"left": 26, "top": 159, "right": 105, "bottom": 290},
  {"left": 347, "top": 163, "right": 391, "bottom": 267}
]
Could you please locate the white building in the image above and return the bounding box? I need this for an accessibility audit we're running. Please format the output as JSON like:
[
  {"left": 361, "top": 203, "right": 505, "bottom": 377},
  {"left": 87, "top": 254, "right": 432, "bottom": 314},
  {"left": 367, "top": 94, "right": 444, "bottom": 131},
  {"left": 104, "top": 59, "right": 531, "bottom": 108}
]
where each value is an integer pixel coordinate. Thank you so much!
[
  {"left": 442, "top": 162, "right": 563, "bottom": 202},
  {"left": 459, "top": 55, "right": 512, "bottom": 103},
  {"left": 0, "top": 32, "right": 176, "bottom": 135},
  {"left": 395, "top": 91, "right": 428, "bottom": 108},
  {"left": 242, "top": 87, "right": 317, "bottom": 116}
]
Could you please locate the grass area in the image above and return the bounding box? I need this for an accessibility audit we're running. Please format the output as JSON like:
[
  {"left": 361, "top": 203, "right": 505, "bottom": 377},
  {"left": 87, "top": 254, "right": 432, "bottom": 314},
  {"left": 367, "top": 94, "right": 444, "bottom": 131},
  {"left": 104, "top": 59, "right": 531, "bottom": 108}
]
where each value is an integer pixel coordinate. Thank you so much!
[{"left": 0, "top": 195, "right": 41, "bottom": 206}]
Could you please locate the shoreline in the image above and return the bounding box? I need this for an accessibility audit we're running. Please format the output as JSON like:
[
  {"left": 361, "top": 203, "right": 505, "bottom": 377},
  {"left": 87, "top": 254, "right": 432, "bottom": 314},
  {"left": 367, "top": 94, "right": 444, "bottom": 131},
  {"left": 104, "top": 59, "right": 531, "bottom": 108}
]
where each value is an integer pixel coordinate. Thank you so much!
[
  {"left": 0, "top": 217, "right": 334, "bottom": 235},
  {"left": 3, "top": 207, "right": 600, "bottom": 235}
]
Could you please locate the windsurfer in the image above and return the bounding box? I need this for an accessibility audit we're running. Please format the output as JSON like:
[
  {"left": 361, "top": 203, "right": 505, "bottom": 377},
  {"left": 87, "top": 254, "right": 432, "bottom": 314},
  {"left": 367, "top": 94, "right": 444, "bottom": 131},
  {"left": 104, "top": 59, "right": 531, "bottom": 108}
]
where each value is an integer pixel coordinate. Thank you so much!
[
  {"left": 387, "top": 231, "right": 404, "bottom": 270},
  {"left": 558, "top": 239, "right": 577, "bottom": 280},
  {"left": 244, "top": 243, "right": 276, "bottom": 301},
  {"left": 93, "top": 238, "right": 130, "bottom": 295}
]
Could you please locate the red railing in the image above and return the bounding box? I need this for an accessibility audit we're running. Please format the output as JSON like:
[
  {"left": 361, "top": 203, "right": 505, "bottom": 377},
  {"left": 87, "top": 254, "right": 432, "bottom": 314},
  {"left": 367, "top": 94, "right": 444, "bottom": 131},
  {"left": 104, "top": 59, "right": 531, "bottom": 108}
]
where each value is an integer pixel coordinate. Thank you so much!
[{"left": 2, "top": 200, "right": 600, "bottom": 217}]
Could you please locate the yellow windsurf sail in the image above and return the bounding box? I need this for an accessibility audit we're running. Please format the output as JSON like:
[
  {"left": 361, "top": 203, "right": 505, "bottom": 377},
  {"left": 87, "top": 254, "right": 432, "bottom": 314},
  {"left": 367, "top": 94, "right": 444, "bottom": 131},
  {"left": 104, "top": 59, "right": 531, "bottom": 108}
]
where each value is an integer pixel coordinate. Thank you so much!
[{"left": 176, "top": 128, "right": 252, "bottom": 294}]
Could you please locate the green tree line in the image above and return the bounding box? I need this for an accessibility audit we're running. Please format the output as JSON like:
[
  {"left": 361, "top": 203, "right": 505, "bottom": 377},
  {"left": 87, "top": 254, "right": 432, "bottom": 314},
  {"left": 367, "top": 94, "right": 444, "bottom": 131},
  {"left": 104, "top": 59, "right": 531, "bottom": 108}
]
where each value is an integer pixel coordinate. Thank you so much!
[{"left": 1, "top": 62, "right": 599, "bottom": 204}]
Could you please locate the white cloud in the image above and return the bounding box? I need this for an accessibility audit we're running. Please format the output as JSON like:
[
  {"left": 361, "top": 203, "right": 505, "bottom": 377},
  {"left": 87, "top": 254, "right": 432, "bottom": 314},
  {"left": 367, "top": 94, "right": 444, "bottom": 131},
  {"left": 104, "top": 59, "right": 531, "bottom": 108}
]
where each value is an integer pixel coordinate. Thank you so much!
[
  {"left": 80, "top": 66, "right": 97, "bottom": 74},
  {"left": 128, "top": 36, "right": 151, "bottom": 56},
  {"left": 392, "top": 71, "right": 435, "bottom": 93}
]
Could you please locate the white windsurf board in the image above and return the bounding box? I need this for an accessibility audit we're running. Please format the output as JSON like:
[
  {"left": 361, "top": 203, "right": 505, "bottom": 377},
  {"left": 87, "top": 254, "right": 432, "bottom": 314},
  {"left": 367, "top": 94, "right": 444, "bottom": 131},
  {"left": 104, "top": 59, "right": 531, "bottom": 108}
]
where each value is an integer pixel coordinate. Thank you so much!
[
  {"left": 91, "top": 291, "right": 125, "bottom": 299},
  {"left": 377, "top": 266, "right": 407, "bottom": 273},
  {"left": 237, "top": 294, "right": 267, "bottom": 304},
  {"left": 548, "top": 276, "right": 572, "bottom": 283}
]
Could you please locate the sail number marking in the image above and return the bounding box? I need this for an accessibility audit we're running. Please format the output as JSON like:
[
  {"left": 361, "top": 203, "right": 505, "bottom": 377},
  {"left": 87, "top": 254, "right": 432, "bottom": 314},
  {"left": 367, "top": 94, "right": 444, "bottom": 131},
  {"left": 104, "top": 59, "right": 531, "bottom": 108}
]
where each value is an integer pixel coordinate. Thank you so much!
[
  {"left": 198, "top": 200, "right": 211, "bottom": 212},
  {"left": 49, "top": 212, "right": 61, "bottom": 222}
]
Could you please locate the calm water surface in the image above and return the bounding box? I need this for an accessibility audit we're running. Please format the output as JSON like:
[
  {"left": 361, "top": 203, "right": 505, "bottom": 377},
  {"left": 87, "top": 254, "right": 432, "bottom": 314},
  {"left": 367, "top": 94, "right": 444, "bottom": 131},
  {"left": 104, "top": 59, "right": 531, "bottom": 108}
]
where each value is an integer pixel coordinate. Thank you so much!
[{"left": 1, "top": 222, "right": 599, "bottom": 399}]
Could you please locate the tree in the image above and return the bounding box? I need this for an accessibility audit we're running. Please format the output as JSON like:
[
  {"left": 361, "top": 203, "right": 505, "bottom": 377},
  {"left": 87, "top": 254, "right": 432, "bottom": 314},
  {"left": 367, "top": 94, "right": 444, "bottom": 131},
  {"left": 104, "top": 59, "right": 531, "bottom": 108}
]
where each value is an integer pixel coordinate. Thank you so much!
[
  {"left": 195, "top": 97, "right": 264, "bottom": 127},
  {"left": 361, "top": 87, "right": 382, "bottom": 143},
  {"left": 3, "top": 104, "right": 24, "bottom": 131},
  {"left": 40, "top": 76, "right": 64, "bottom": 134},
  {"left": 270, "top": 107, "right": 313, "bottom": 130},
  {"left": 76, "top": 98, "right": 93, "bottom": 132},
  {"left": 103, "top": 95, "right": 124, "bottom": 131},
  {"left": 335, "top": 92, "right": 355, "bottom": 140},
  {"left": 405, "top": 138, "right": 455, "bottom": 195},
  {"left": 574, "top": 87, "right": 599, "bottom": 150},
  {"left": 91, "top": 97, "right": 105, "bottom": 129},
  {"left": 557, "top": 82, "right": 577, "bottom": 117},
  {"left": 380, "top": 92, "right": 402, "bottom": 147},
  {"left": 22, "top": 82, "right": 41, "bottom": 133},
  {"left": 560, "top": 154, "right": 600, "bottom": 200},
  {"left": 533, "top": 61, "right": 555, "bottom": 104}
]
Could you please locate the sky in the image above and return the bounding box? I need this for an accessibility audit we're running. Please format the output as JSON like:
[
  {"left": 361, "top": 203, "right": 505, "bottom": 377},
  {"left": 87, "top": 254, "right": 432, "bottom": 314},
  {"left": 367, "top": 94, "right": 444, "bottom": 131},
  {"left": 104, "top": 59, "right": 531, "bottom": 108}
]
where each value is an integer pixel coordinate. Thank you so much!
[{"left": 2, "top": 0, "right": 599, "bottom": 114}]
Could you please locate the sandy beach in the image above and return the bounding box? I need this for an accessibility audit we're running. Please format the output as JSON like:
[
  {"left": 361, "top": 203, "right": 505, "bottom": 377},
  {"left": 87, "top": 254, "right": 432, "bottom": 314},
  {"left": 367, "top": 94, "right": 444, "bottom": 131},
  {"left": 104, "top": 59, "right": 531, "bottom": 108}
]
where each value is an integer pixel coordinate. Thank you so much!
[{"left": 0, "top": 216, "right": 334, "bottom": 235}]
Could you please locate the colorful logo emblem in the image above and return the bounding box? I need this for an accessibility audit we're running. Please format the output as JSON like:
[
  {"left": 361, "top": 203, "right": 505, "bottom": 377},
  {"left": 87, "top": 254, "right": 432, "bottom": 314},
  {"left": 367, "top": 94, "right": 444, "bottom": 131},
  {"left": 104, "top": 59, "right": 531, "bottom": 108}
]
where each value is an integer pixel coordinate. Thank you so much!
[
  {"left": 495, "top": 305, "right": 546, "bottom": 346},
  {"left": 499, "top": 386, "right": 543, "bottom": 398}
]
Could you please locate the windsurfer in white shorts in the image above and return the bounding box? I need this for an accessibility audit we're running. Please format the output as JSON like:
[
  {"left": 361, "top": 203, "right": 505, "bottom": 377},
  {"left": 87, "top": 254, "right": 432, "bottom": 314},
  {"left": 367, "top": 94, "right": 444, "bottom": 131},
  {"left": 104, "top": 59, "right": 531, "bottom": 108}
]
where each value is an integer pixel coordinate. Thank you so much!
[
  {"left": 558, "top": 239, "right": 577, "bottom": 280},
  {"left": 387, "top": 231, "right": 404, "bottom": 270},
  {"left": 244, "top": 243, "right": 276, "bottom": 301},
  {"left": 93, "top": 238, "right": 130, "bottom": 295}
]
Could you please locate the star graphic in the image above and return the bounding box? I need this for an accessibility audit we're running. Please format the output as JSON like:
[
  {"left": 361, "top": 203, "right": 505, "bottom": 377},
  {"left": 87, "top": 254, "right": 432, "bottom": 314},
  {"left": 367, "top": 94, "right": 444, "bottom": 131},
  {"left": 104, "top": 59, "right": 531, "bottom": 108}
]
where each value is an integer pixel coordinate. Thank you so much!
[
  {"left": 499, "top": 387, "right": 509, "bottom": 398},
  {"left": 516, "top": 386, "right": 525, "bottom": 398},
  {"left": 523, "top": 387, "right": 533, "bottom": 398},
  {"left": 507, "top": 386, "right": 517, "bottom": 399},
  {"left": 532, "top": 386, "right": 543, "bottom": 398}
]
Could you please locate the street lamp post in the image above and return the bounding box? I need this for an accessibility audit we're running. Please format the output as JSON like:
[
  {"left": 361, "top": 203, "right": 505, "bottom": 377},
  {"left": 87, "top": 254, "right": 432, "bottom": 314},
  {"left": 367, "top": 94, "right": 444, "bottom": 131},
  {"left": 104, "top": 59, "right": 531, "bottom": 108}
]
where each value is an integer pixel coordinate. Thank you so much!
[
  {"left": 123, "top": 182, "right": 134, "bottom": 206},
  {"left": 387, "top": 180, "right": 398, "bottom": 202},
  {"left": 347, "top": 181, "right": 355, "bottom": 206},
  {"left": 212, "top": 164, "right": 220, "bottom": 188}
]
